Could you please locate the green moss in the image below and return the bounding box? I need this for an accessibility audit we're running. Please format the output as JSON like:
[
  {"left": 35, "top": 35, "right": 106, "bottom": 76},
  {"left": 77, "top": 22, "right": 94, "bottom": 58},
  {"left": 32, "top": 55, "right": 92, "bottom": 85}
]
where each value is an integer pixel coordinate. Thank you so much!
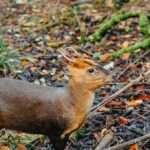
[
  {"left": 111, "top": 38, "right": 150, "bottom": 59},
  {"left": 74, "top": 128, "right": 86, "bottom": 138},
  {"left": 92, "top": 11, "right": 139, "bottom": 41},
  {"left": 139, "top": 12, "right": 150, "bottom": 37}
]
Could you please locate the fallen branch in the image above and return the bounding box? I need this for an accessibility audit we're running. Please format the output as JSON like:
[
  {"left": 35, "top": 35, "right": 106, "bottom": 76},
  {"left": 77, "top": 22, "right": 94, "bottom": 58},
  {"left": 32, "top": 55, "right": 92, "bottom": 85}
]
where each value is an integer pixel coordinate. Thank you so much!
[
  {"left": 95, "top": 132, "right": 114, "bottom": 150},
  {"left": 104, "top": 132, "right": 150, "bottom": 150},
  {"left": 71, "top": 0, "right": 93, "bottom": 5},
  {"left": 92, "top": 11, "right": 139, "bottom": 41},
  {"left": 89, "top": 69, "right": 150, "bottom": 117}
]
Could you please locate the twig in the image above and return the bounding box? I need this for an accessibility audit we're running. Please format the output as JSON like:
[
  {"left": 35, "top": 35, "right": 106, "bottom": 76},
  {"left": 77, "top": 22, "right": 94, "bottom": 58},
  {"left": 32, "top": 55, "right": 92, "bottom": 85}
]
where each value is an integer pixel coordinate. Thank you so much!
[
  {"left": 78, "top": 48, "right": 93, "bottom": 57},
  {"left": 95, "top": 132, "right": 114, "bottom": 150},
  {"left": 116, "top": 50, "right": 150, "bottom": 80},
  {"left": 53, "top": 0, "right": 61, "bottom": 14},
  {"left": 89, "top": 69, "right": 150, "bottom": 117},
  {"left": 71, "top": 0, "right": 93, "bottom": 5},
  {"left": 104, "top": 132, "right": 150, "bottom": 150},
  {"left": 59, "top": 49, "right": 75, "bottom": 63}
]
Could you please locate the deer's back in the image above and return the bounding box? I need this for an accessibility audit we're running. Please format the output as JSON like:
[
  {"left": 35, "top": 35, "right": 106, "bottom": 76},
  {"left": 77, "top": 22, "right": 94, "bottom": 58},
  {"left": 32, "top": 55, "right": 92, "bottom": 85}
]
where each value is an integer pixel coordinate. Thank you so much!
[{"left": 0, "top": 78, "right": 72, "bottom": 136}]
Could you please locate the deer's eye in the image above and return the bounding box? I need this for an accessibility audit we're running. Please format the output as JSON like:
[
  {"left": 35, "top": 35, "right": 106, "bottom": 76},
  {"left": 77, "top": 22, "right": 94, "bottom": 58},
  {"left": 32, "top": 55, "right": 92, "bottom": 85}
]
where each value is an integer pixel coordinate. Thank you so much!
[{"left": 88, "top": 68, "right": 95, "bottom": 73}]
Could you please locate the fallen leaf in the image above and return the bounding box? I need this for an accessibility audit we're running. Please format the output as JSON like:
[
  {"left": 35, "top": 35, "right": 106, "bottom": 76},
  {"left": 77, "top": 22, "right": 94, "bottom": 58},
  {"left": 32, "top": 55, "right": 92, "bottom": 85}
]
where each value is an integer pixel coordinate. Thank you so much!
[
  {"left": 93, "top": 132, "right": 100, "bottom": 141},
  {"left": 129, "top": 144, "right": 138, "bottom": 150},
  {"left": 118, "top": 117, "right": 128, "bottom": 125},
  {"left": 25, "top": 56, "right": 37, "bottom": 63},
  {"left": 138, "top": 94, "right": 150, "bottom": 101},
  {"left": 110, "top": 35, "right": 117, "bottom": 41},
  {"left": 17, "top": 144, "right": 27, "bottom": 150},
  {"left": 21, "top": 60, "right": 28, "bottom": 67},
  {"left": 30, "top": 66, "right": 37, "bottom": 71},
  {"left": 101, "top": 54, "right": 111, "bottom": 63},
  {"left": 101, "top": 128, "right": 107, "bottom": 136},
  {"left": 0, "top": 146, "right": 10, "bottom": 150},
  {"left": 100, "top": 91, "right": 107, "bottom": 97},
  {"left": 122, "top": 53, "right": 130, "bottom": 60},
  {"left": 120, "top": 41, "right": 129, "bottom": 49},
  {"left": 98, "top": 106, "right": 110, "bottom": 112},
  {"left": 125, "top": 100, "right": 143, "bottom": 107}
]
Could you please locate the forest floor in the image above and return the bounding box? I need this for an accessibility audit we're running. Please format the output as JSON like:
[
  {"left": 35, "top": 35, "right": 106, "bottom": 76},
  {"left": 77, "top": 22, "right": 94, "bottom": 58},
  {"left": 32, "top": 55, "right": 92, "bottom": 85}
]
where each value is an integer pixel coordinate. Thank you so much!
[{"left": 0, "top": 0, "right": 150, "bottom": 150}]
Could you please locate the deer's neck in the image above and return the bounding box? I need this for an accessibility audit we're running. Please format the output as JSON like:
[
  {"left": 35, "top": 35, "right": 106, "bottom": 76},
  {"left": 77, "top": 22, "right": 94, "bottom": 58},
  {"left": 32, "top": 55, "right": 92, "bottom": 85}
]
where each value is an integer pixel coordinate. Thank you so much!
[{"left": 67, "top": 79, "right": 95, "bottom": 113}]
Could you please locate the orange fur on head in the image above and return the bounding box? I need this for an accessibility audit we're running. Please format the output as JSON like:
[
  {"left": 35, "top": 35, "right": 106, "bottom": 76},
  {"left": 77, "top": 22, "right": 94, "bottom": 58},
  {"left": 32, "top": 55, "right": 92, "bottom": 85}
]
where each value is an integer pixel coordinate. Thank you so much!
[{"left": 70, "top": 59, "right": 97, "bottom": 69}]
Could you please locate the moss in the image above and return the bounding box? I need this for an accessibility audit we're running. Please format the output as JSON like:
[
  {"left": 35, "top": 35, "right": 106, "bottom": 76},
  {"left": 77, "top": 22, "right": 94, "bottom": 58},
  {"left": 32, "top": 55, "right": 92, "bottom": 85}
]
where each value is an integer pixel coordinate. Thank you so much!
[
  {"left": 92, "top": 11, "right": 139, "bottom": 41},
  {"left": 139, "top": 12, "right": 150, "bottom": 37},
  {"left": 74, "top": 128, "right": 86, "bottom": 138},
  {"left": 111, "top": 38, "right": 150, "bottom": 59}
]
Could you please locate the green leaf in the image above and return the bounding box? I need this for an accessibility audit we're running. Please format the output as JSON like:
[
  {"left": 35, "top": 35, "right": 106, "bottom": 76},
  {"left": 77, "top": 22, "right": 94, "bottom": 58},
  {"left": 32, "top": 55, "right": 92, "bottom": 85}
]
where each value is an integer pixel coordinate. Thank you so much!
[{"left": 93, "top": 52, "right": 102, "bottom": 60}]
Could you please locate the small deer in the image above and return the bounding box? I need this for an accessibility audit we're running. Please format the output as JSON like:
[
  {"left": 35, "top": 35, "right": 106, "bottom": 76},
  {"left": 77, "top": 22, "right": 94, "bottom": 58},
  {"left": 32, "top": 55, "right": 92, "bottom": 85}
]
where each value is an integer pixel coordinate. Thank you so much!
[{"left": 0, "top": 50, "right": 112, "bottom": 150}]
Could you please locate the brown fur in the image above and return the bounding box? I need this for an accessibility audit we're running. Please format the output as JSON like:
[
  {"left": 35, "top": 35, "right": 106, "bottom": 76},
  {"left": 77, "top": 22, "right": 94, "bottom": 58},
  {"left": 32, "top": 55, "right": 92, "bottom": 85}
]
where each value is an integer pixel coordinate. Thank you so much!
[{"left": 0, "top": 59, "right": 112, "bottom": 150}]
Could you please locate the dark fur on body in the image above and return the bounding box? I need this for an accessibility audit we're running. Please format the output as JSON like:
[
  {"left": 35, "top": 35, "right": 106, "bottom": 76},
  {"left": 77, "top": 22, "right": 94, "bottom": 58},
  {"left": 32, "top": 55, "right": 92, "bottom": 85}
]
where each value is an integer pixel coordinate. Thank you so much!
[
  {"left": 0, "top": 59, "right": 112, "bottom": 150},
  {"left": 0, "top": 78, "right": 73, "bottom": 149}
]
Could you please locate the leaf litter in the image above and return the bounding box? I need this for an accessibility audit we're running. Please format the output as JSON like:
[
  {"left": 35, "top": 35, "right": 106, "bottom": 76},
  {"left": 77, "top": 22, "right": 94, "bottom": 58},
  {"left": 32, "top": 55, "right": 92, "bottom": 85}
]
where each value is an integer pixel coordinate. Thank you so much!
[{"left": 0, "top": 0, "right": 150, "bottom": 149}]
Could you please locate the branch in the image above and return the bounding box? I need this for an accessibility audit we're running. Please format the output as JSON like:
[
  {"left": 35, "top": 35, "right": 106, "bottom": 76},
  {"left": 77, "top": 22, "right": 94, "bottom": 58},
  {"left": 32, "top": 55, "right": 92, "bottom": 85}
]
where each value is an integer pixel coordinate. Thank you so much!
[
  {"left": 95, "top": 132, "right": 114, "bottom": 150},
  {"left": 89, "top": 69, "right": 150, "bottom": 117},
  {"left": 104, "top": 132, "right": 150, "bottom": 150}
]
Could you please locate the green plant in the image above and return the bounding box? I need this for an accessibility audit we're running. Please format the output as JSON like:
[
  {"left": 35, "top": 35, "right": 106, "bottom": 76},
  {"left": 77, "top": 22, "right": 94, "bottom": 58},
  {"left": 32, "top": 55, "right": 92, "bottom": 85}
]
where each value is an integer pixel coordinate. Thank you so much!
[
  {"left": 75, "top": 127, "right": 86, "bottom": 138},
  {"left": 139, "top": 12, "right": 150, "bottom": 37},
  {"left": 0, "top": 38, "right": 20, "bottom": 73}
]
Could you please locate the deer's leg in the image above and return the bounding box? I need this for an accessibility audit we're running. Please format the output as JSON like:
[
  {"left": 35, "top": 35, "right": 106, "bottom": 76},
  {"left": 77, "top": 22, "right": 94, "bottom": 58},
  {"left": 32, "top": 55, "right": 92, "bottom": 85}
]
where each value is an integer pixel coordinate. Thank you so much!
[{"left": 49, "top": 135, "right": 68, "bottom": 150}]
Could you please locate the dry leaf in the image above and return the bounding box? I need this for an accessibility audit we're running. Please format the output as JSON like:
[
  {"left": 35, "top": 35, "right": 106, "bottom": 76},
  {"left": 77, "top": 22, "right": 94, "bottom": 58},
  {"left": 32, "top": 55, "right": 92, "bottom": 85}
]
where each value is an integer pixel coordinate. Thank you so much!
[
  {"left": 98, "top": 106, "right": 110, "bottom": 112},
  {"left": 122, "top": 53, "right": 130, "bottom": 60},
  {"left": 125, "top": 100, "right": 143, "bottom": 107},
  {"left": 118, "top": 117, "right": 128, "bottom": 125},
  {"left": 0, "top": 146, "right": 10, "bottom": 150},
  {"left": 129, "top": 144, "right": 138, "bottom": 150},
  {"left": 93, "top": 132, "right": 100, "bottom": 141},
  {"left": 30, "top": 66, "right": 37, "bottom": 71},
  {"left": 138, "top": 94, "right": 150, "bottom": 101},
  {"left": 101, "top": 56, "right": 111, "bottom": 63},
  {"left": 17, "top": 144, "right": 27, "bottom": 150},
  {"left": 21, "top": 60, "right": 28, "bottom": 67},
  {"left": 110, "top": 35, "right": 117, "bottom": 41},
  {"left": 121, "top": 41, "right": 129, "bottom": 49},
  {"left": 101, "top": 91, "right": 107, "bottom": 97},
  {"left": 101, "top": 128, "right": 107, "bottom": 136}
]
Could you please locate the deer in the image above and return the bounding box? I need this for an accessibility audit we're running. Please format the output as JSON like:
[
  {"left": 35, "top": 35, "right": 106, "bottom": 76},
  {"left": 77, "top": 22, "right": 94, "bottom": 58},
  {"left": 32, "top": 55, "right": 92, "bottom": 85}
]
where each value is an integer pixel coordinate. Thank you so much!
[{"left": 0, "top": 48, "right": 112, "bottom": 150}]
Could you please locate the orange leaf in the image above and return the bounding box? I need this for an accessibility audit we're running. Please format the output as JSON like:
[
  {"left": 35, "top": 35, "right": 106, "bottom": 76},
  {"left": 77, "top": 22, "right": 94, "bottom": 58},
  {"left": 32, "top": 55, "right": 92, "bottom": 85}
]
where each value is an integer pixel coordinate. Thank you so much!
[
  {"left": 129, "top": 144, "right": 138, "bottom": 150},
  {"left": 101, "top": 128, "right": 107, "bottom": 136},
  {"left": 17, "top": 144, "right": 27, "bottom": 150},
  {"left": 21, "top": 60, "right": 28, "bottom": 67},
  {"left": 98, "top": 106, "right": 110, "bottom": 112},
  {"left": 30, "top": 66, "right": 37, "bottom": 71},
  {"left": 122, "top": 53, "right": 130, "bottom": 60},
  {"left": 118, "top": 117, "right": 128, "bottom": 125},
  {"left": 125, "top": 100, "right": 143, "bottom": 107},
  {"left": 120, "top": 41, "right": 129, "bottom": 49},
  {"left": 25, "top": 47, "right": 31, "bottom": 52},
  {"left": 110, "top": 35, "right": 117, "bottom": 41},
  {"left": 0, "top": 146, "right": 10, "bottom": 150},
  {"left": 101, "top": 55, "right": 111, "bottom": 63},
  {"left": 138, "top": 94, "right": 150, "bottom": 101},
  {"left": 101, "top": 91, "right": 107, "bottom": 97}
]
